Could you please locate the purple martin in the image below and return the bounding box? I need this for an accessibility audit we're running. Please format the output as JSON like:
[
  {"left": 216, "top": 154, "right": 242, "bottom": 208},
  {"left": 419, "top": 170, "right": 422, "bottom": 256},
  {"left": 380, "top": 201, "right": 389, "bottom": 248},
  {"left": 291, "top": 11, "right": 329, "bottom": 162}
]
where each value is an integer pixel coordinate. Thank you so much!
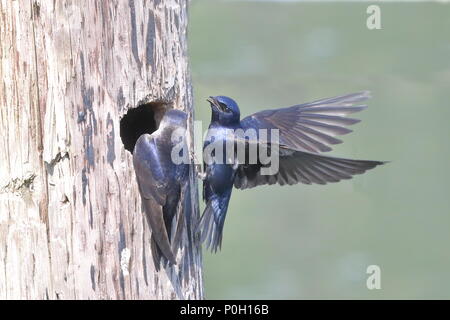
[
  {"left": 198, "top": 91, "right": 385, "bottom": 252},
  {"left": 133, "top": 109, "right": 190, "bottom": 271}
]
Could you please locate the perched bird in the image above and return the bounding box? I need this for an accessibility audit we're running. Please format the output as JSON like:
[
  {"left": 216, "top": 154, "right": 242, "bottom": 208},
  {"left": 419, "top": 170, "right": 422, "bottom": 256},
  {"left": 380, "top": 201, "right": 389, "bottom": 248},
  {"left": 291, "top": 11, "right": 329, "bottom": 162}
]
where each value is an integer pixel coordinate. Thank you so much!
[
  {"left": 133, "top": 109, "right": 190, "bottom": 271},
  {"left": 199, "top": 91, "right": 385, "bottom": 252}
]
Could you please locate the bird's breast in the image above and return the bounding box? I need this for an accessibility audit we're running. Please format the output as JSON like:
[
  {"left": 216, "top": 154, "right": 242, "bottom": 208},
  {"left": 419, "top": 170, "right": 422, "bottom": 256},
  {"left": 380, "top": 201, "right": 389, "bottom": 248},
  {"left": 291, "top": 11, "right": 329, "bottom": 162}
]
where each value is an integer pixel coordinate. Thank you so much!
[{"left": 207, "top": 164, "right": 235, "bottom": 194}]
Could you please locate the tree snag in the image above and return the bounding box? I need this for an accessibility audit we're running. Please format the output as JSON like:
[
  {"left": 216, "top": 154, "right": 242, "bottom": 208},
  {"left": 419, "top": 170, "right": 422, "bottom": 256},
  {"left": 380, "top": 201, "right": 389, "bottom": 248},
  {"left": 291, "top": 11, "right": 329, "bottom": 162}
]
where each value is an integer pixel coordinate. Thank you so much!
[{"left": 0, "top": 0, "right": 202, "bottom": 299}]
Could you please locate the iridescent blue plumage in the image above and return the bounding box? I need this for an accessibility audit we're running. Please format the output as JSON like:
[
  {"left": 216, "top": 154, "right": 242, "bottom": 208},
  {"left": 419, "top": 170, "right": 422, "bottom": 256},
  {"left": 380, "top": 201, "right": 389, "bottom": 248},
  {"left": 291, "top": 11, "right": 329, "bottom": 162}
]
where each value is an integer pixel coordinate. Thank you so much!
[
  {"left": 199, "top": 92, "right": 385, "bottom": 252},
  {"left": 133, "top": 109, "right": 190, "bottom": 270}
]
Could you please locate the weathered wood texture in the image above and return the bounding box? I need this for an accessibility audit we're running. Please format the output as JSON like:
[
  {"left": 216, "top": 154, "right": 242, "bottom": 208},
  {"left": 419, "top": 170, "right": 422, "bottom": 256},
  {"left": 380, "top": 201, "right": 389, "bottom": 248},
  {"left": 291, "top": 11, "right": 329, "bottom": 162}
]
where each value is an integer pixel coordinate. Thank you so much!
[{"left": 0, "top": 0, "right": 203, "bottom": 299}]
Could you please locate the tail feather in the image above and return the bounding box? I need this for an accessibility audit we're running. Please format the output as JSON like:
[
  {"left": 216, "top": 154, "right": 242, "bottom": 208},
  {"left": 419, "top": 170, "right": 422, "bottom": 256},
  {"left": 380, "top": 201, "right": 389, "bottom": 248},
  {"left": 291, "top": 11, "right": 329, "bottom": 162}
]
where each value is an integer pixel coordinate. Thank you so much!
[
  {"left": 198, "top": 197, "right": 229, "bottom": 253},
  {"left": 150, "top": 234, "right": 164, "bottom": 271},
  {"left": 141, "top": 200, "right": 177, "bottom": 270},
  {"left": 171, "top": 203, "right": 184, "bottom": 259},
  {"left": 182, "top": 185, "right": 196, "bottom": 285}
]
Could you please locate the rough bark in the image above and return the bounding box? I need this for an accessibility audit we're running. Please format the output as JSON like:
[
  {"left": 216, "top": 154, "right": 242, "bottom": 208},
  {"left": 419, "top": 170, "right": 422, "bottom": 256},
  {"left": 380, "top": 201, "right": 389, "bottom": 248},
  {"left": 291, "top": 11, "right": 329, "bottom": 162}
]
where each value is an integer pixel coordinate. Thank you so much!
[{"left": 0, "top": 0, "right": 203, "bottom": 299}]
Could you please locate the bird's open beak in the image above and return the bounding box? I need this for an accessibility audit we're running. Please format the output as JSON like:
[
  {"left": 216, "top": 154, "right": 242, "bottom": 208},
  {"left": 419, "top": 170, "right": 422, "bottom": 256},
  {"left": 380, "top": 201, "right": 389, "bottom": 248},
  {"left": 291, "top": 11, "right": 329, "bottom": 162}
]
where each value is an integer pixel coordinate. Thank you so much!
[
  {"left": 207, "top": 96, "right": 217, "bottom": 106},
  {"left": 207, "top": 96, "right": 221, "bottom": 111}
]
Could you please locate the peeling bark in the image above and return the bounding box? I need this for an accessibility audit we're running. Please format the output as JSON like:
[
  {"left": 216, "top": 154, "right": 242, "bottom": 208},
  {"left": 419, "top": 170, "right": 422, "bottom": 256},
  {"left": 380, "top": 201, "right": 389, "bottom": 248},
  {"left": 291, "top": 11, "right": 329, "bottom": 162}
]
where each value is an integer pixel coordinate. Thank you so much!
[{"left": 0, "top": 0, "right": 202, "bottom": 299}]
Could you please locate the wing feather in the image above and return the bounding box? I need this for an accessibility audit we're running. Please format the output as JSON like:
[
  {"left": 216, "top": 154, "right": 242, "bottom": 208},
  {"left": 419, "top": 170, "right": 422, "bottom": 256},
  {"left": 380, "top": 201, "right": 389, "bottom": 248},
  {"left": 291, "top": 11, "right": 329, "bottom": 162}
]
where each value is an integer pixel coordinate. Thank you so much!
[
  {"left": 240, "top": 91, "right": 370, "bottom": 153},
  {"left": 234, "top": 150, "right": 385, "bottom": 190},
  {"left": 133, "top": 134, "right": 176, "bottom": 266}
]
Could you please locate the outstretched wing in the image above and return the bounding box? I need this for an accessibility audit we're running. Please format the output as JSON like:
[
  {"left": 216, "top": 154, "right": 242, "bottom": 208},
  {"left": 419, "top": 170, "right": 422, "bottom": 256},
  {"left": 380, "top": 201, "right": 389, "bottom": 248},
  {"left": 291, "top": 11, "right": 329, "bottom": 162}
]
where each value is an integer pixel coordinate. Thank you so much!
[
  {"left": 240, "top": 91, "right": 370, "bottom": 153},
  {"left": 234, "top": 149, "right": 385, "bottom": 190},
  {"left": 133, "top": 134, "right": 176, "bottom": 266}
]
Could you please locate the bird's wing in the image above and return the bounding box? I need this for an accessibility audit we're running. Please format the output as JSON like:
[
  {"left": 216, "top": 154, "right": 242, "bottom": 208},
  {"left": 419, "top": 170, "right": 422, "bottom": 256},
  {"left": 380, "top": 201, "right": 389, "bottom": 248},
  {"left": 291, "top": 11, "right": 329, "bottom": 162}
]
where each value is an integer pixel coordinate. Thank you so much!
[
  {"left": 234, "top": 149, "right": 385, "bottom": 190},
  {"left": 133, "top": 134, "right": 176, "bottom": 265},
  {"left": 240, "top": 91, "right": 370, "bottom": 153},
  {"left": 133, "top": 134, "right": 168, "bottom": 205}
]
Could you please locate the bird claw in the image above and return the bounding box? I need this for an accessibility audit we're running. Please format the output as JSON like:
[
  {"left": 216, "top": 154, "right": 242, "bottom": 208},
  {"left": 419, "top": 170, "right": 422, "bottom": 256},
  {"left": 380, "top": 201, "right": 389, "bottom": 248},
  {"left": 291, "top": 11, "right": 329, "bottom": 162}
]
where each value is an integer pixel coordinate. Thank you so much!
[
  {"left": 196, "top": 169, "right": 207, "bottom": 181},
  {"left": 189, "top": 149, "right": 200, "bottom": 164},
  {"left": 190, "top": 150, "right": 206, "bottom": 180}
]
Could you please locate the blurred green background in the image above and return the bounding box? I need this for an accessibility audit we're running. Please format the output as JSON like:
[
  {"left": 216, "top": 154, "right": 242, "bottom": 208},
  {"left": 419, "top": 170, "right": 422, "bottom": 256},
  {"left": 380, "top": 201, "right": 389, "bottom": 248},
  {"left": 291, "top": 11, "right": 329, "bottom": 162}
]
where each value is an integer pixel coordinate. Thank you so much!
[{"left": 188, "top": 0, "right": 450, "bottom": 299}]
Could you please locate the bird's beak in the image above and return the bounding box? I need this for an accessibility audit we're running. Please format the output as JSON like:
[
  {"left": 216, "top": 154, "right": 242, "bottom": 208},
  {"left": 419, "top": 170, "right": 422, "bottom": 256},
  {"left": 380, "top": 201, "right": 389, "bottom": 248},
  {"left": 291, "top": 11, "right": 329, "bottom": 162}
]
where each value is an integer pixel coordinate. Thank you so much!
[
  {"left": 206, "top": 97, "right": 224, "bottom": 112},
  {"left": 207, "top": 96, "right": 221, "bottom": 111}
]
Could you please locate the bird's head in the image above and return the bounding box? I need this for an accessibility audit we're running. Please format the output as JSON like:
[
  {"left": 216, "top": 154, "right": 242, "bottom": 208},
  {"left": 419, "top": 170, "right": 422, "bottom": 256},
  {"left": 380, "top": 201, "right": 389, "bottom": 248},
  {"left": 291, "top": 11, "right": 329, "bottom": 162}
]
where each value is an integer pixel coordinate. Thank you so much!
[
  {"left": 207, "top": 96, "right": 240, "bottom": 125},
  {"left": 160, "top": 109, "right": 187, "bottom": 131}
]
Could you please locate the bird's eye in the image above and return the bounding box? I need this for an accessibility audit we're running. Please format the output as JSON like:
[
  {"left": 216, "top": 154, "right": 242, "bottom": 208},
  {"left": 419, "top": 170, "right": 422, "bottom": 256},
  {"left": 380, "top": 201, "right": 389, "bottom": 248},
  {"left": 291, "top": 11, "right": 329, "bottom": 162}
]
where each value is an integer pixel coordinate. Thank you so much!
[{"left": 219, "top": 102, "right": 230, "bottom": 112}]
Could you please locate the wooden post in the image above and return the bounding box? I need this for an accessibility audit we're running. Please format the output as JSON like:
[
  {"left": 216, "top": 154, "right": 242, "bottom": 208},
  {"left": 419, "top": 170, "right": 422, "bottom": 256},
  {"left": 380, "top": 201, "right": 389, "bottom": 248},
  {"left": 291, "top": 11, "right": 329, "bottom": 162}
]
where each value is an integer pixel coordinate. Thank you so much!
[{"left": 0, "top": 0, "right": 202, "bottom": 299}]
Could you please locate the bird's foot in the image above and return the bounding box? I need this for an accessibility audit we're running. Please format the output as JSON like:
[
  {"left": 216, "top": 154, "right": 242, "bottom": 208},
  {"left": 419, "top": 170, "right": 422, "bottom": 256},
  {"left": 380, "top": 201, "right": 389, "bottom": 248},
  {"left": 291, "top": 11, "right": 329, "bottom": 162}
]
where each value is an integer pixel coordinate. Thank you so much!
[
  {"left": 190, "top": 149, "right": 201, "bottom": 164},
  {"left": 190, "top": 150, "right": 206, "bottom": 180},
  {"left": 196, "top": 169, "right": 207, "bottom": 181}
]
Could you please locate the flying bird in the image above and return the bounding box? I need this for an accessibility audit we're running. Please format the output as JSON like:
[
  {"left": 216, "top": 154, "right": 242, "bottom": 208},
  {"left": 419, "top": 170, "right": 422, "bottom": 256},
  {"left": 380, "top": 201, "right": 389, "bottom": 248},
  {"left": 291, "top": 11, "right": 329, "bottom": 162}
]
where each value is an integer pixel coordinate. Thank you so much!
[
  {"left": 198, "top": 91, "right": 385, "bottom": 252},
  {"left": 133, "top": 109, "right": 190, "bottom": 271}
]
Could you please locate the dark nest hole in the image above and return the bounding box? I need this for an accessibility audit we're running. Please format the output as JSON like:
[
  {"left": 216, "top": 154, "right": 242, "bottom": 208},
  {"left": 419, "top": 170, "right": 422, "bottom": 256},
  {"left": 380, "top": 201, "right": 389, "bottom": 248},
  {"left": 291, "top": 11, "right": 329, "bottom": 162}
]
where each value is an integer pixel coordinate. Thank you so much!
[{"left": 120, "top": 101, "right": 169, "bottom": 153}]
